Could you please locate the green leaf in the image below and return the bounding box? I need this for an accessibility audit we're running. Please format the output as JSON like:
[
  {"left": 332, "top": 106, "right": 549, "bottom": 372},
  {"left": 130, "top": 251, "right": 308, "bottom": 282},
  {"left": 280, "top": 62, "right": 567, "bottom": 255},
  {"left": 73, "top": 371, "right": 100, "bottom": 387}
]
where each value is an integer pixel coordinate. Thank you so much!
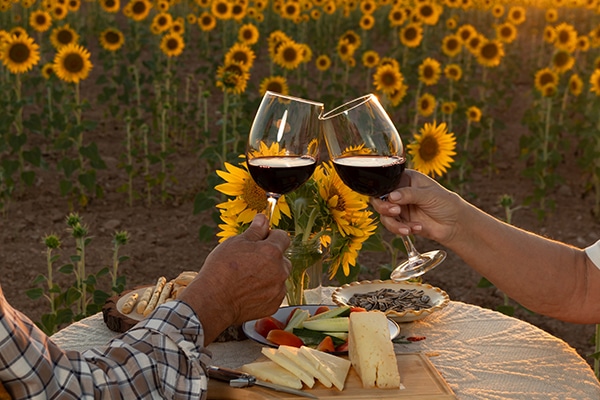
[
  {"left": 93, "top": 290, "right": 110, "bottom": 305},
  {"left": 496, "top": 305, "right": 515, "bottom": 316},
  {"left": 40, "top": 313, "right": 57, "bottom": 335},
  {"left": 21, "top": 170, "right": 35, "bottom": 186},
  {"left": 25, "top": 288, "right": 44, "bottom": 300},
  {"left": 193, "top": 191, "right": 215, "bottom": 214},
  {"left": 56, "top": 308, "right": 74, "bottom": 325},
  {"left": 78, "top": 170, "right": 97, "bottom": 192},
  {"left": 80, "top": 142, "right": 107, "bottom": 169},
  {"left": 58, "top": 264, "right": 74, "bottom": 274},
  {"left": 23, "top": 147, "right": 42, "bottom": 167},
  {"left": 59, "top": 179, "right": 73, "bottom": 196},
  {"left": 65, "top": 286, "right": 81, "bottom": 305},
  {"left": 118, "top": 255, "right": 130, "bottom": 263},
  {"left": 96, "top": 267, "right": 109, "bottom": 277},
  {"left": 477, "top": 277, "right": 494, "bottom": 288},
  {"left": 32, "top": 274, "right": 47, "bottom": 285}
]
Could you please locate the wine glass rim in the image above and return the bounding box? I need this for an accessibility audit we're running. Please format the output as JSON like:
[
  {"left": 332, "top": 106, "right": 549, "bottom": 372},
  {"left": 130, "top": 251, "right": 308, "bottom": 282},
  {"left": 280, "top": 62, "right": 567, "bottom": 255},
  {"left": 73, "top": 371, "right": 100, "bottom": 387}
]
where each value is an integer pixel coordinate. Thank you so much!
[
  {"left": 264, "top": 91, "right": 324, "bottom": 107},
  {"left": 319, "top": 93, "right": 378, "bottom": 120}
]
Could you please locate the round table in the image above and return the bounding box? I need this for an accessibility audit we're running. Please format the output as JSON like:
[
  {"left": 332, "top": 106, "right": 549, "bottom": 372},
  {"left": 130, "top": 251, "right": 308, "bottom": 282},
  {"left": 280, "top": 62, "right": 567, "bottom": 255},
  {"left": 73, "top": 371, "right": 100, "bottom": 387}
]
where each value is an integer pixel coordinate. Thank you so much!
[{"left": 51, "top": 296, "right": 600, "bottom": 399}]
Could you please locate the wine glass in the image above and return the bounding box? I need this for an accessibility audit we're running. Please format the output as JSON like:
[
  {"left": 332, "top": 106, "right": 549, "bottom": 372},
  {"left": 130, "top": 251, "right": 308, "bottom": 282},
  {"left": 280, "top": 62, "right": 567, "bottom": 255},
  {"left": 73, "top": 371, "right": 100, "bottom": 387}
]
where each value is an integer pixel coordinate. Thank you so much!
[
  {"left": 319, "top": 93, "right": 446, "bottom": 281},
  {"left": 246, "top": 91, "right": 324, "bottom": 225}
]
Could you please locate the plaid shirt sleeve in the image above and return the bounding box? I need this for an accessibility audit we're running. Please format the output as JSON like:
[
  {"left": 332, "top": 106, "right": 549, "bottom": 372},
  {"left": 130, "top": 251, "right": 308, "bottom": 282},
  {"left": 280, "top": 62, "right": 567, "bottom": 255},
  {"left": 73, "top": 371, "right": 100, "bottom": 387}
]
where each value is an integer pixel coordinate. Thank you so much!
[{"left": 0, "top": 285, "right": 211, "bottom": 400}]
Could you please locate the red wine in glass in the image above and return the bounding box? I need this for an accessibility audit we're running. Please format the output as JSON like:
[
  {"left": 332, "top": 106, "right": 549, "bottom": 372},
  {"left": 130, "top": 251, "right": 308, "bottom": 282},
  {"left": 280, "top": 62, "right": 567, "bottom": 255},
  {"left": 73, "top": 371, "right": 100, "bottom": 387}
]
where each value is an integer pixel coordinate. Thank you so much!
[
  {"left": 247, "top": 156, "right": 317, "bottom": 195},
  {"left": 332, "top": 155, "right": 406, "bottom": 197}
]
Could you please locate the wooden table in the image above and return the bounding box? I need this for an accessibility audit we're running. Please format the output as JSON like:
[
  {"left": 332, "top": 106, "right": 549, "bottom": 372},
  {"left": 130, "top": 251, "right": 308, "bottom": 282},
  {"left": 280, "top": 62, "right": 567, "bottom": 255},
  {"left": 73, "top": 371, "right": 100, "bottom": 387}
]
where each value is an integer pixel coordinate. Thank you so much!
[{"left": 52, "top": 294, "right": 600, "bottom": 399}]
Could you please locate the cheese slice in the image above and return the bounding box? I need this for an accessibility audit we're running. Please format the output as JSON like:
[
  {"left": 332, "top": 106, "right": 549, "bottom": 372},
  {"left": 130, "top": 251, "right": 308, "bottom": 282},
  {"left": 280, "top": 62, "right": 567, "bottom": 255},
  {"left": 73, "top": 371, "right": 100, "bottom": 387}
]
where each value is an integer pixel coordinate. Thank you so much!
[
  {"left": 261, "top": 347, "right": 315, "bottom": 388},
  {"left": 277, "top": 345, "right": 333, "bottom": 388},
  {"left": 300, "top": 346, "right": 351, "bottom": 391},
  {"left": 240, "top": 361, "right": 302, "bottom": 390},
  {"left": 348, "top": 311, "right": 400, "bottom": 389}
]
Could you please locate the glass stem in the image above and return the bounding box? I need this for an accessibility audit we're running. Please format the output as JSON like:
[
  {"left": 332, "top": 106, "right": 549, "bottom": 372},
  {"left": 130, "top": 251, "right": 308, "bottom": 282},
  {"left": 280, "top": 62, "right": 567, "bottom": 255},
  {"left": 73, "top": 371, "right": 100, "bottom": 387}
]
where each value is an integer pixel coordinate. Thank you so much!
[
  {"left": 266, "top": 194, "right": 280, "bottom": 226},
  {"left": 400, "top": 235, "right": 421, "bottom": 260}
]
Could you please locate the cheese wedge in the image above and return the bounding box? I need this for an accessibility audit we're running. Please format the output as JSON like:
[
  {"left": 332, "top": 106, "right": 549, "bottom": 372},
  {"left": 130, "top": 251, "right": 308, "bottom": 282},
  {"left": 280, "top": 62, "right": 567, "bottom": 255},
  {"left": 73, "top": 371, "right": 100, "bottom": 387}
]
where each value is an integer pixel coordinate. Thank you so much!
[
  {"left": 277, "top": 345, "right": 333, "bottom": 388},
  {"left": 300, "top": 346, "right": 351, "bottom": 391},
  {"left": 348, "top": 311, "right": 400, "bottom": 389},
  {"left": 261, "top": 347, "right": 315, "bottom": 388},
  {"left": 240, "top": 361, "right": 302, "bottom": 390}
]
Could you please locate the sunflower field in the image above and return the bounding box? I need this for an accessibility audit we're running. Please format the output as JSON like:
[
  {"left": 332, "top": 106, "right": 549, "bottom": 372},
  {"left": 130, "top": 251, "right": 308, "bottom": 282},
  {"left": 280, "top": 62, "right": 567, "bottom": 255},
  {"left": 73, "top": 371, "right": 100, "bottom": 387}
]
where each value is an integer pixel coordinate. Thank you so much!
[{"left": 1, "top": 0, "right": 600, "bottom": 220}]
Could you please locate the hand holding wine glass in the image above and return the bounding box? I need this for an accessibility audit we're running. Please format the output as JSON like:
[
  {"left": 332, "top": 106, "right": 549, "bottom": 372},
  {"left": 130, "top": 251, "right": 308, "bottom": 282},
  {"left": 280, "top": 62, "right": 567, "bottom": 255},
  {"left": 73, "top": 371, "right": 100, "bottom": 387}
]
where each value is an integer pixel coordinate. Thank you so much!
[
  {"left": 320, "top": 93, "right": 446, "bottom": 281},
  {"left": 246, "top": 91, "right": 324, "bottom": 226}
]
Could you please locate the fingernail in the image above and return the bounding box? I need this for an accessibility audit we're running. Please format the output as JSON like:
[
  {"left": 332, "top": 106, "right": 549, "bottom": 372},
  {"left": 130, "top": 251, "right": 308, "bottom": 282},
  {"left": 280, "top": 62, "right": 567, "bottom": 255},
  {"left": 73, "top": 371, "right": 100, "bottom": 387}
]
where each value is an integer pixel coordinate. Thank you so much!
[
  {"left": 399, "top": 228, "right": 410, "bottom": 235},
  {"left": 389, "top": 206, "right": 400, "bottom": 214},
  {"left": 253, "top": 214, "right": 267, "bottom": 227},
  {"left": 413, "top": 224, "right": 422, "bottom": 232},
  {"left": 389, "top": 191, "right": 401, "bottom": 201}
]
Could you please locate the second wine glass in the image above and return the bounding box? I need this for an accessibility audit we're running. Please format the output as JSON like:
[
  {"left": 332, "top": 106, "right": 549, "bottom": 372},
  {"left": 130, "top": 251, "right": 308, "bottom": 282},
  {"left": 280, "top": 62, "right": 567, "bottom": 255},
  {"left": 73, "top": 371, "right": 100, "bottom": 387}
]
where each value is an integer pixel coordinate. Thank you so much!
[
  {"left": 246, "top": 91, "right": 324, "bottom": 225},
  {"left": 320, "top": 93, "right": 446, "bottom": 281}
]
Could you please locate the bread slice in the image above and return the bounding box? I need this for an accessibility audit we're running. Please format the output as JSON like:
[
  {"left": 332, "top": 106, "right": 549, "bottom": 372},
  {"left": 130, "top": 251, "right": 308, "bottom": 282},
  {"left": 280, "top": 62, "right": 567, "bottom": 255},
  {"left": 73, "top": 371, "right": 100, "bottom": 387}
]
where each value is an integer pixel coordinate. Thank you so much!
[{"left": 348, "top": 311, "right": 400, "bottom": 389}]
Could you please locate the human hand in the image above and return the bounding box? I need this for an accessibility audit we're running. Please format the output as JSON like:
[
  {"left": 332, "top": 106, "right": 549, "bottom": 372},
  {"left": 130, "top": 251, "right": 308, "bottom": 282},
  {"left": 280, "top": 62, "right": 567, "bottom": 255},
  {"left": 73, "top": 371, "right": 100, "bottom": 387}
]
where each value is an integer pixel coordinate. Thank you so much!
[
  {"left": 370, "top": 169, "right": 461, "bottom": 245},
  {"left": 179, "top": 213, "right": 291, "bottom": 344}
]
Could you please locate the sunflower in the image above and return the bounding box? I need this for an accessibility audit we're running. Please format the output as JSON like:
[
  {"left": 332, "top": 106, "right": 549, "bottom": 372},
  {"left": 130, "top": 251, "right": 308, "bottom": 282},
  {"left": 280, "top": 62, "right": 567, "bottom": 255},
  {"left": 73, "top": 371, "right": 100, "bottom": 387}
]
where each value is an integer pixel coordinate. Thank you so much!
[
  {"left": 211, "top": 0, "right": 232, "bottom": 20},
  {"left": 216, "top": 208, "right": 245, "bottom": 243},
  {"left": 29, "top": 10, "right": 52, "bottom": 32},
  {"left": 170, "top": 18, "right": 185, "bottom": 35},
  {"left": 259, "top": 75, "right": 289, "bottom": 96},
  {"left": 476, "top": 39, "right": 504, "bottom": 68},
  {"left": 49, "top": 24, "right": 79, "bottom": 49},
  {"left": 1, "top": 33, "right": 40, "bottom": 74},
  {"left": 216, "top": 61, "right": 249, "bottom": 94},
  {"left": 238, "top": 23, "right": 259, "bottom": 45},
  {"left": 126, "top": 0, "right": 152, "bottom": 21},
  {"left": 274, "top": 40, "right": 304, "bottom": 70},
  {"left": 186, "top": 13, "right": 197, "bottom": 25},
  {"left": 416, "top": 1, "right": 442, "bottom": 25},
  {"left": 400, "top": 23, "right": 423, "bottom": 48},
  {"left": 446, "top": 16, "right": 457, "bottom": 30},
  {"left": 359, "top": 14, "right": 375, "bottom": 30},
  {"left": 160, "top": 32, "right": 184, "bottom": 57},
  {"left": 299, "top": 43, "right": 313, "bottom": 63},
  {"left": 267, "top": 30, "right": 290, "bottom": 59},
  {"left": 359, "top": 0, "right": 376, "bottom": 14},
  {"left": 388, "top": 5, "right": 406, "bottom": 26},
  {"left": 99, "top": 27, "right": 124, "bottom": 52},
  {"left": 444, "top": 63, "right": 462, "bottom": 81},
  {"left": 543, "top": 25, "right": 556, "bottom": 44},
  {"left": 215, "top": 161, "right": 291, "bottom": 229},
  {"left": 51, "top": 4, "right": 67, "bottom": 20},
  {"left": 590, "top": 24, "right": 600, "bottom": 48},
  {"left": 407, "top": 121, "right": 456, "bottom": 178},
  {"left": 441, "top": 101, "right": 457, "bottom": 115},
  {"left": 10, "top": 28, "right": 27, "bottom": 40},
  {"left": 417, "top": 93, "right": 436, "bottom": 117},
  {"left": 379, "top": 57, "right": 400, "bottom": 70},
  {"left": 280, "top": 0, "right": 301, "bottom": 20},
  {"left": 534, "top": 67, "right": 558, "bottom": 93},
  {"left": 546, "top": 8, "right": 558, "bottom": 23},
  {"left": 157, "top": 0, "right": 169, "bottom": 12},
  {"left": 340, "top": 29, "right": 361, "bottom": 49},
  {"left": 41, "top": 62, "right": 54, "bottom": 79},
  {"left": 554, "top": 22, "right": 578, "bottom": 52},
  {"left": 336, "top": 38, "right": 356, "bottom": 62},
  {"left": 387, "top": 84, "right": 408, "bottom": 107},
  {"left": 496, "top": 22, "right": 517, "bottom": 44},
  {"left": 418, "top": 57, "right": 441, "bottom": 86},
  {"left": 310, "top": 8, "right": 321, "bottom": 20},
  {"left": 361, "top": 50, "right": 380, "bottom": 68},
  {"left": 589, "top": 69, "right": 600, "bottom": 96},
  {"left": 372, "top": 64, "right": 404, "bottom": 95},
  {"left": 507, "top": 5, "right": 526, "bottom": 25},
  {"left": 466, "top": 106, "right": 482, "bottom": 122},
  {"left": 569, "top": 73, "right": 583, "bottom": 96},
  {"left": 315, "top": 54, "right": 331, "bottom": 71},
  {"left": 441, "top": 34, "right": 462, "bottom": 57},
  {"left": 225, "top": 42, "right": 255, "bottom": 71},
  {"left": 577, "top": 36, "right": 590, "bottom": 52},
  {"left": 456, "top": 24, "right": 476, "bottom": 44},
  {"left": 99, "top": 0, "right": 119, "bottom": 13},
  {"left": 551, "top": 50, "right": 574, "bottom": 74},
  {"left": 53, "top": 43, "right": 92, "bottom": 83},
  {"left": 491, "top": 4, "right": 504, "bottom": 18},
  {"left": 198, "top": 12, "right": 217, "bottom": 31},
  {"left": 466, "top": 33, "right": 484, "bottom": 55},
  {"left": 67, "top": 0, "right": 80, "bottom": 12},
  {"left": 231, "top": 1, "right": 246, "bottom": 21},
  {"left": 151, "top": 12, "right": 173, "bottom": 34}
]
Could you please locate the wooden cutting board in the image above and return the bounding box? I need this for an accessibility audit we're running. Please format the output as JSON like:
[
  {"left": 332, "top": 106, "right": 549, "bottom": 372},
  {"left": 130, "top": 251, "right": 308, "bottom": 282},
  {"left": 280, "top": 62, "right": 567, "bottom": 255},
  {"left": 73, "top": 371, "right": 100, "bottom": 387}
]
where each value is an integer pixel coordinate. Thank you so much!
[{"left": 207, "top": 352, "right": 456, "bottom": 399}]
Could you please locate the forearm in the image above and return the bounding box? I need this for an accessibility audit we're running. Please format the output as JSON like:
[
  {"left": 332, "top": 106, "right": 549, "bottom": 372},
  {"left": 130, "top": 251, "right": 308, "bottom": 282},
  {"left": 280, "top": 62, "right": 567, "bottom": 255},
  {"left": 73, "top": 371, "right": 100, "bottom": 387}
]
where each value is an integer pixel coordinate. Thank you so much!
[{"left": 447, "top": 200, "right": 600, "bottom": 322}]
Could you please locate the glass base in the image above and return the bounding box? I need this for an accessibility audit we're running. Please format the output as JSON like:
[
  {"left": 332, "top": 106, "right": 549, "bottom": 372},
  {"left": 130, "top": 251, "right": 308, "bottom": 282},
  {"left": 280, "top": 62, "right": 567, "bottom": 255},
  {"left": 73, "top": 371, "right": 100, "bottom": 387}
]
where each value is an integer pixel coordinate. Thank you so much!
[{"left": 390, "top": 250, "right": 447, "bottom": 281}]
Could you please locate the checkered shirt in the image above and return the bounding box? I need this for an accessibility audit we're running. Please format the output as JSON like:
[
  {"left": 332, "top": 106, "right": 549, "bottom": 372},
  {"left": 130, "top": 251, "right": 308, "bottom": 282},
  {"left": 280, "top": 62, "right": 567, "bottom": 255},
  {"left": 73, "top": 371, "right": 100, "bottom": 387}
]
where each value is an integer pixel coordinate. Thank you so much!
[{"left": 0, "top": 286, "right": 211, "bottom": 399}]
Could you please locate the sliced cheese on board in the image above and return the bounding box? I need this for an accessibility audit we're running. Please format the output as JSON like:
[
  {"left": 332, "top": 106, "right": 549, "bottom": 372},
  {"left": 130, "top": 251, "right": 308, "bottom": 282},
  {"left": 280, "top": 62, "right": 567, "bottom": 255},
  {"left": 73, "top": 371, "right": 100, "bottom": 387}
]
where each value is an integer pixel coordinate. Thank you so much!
[
  {"left": 240, "top": 361, "right": 303, "bottom": 390},
  {"left": 300, "top": 346, "right": 351, "bottom": 391},
  {"left": 277, "top": 345, "right": 333, "bottom": 388},
  {"left": 261, "top": 347, "right": 315, "bottom": 388},
  {"left": 348, "top": 310, "right": 401, "bottom": 389}
]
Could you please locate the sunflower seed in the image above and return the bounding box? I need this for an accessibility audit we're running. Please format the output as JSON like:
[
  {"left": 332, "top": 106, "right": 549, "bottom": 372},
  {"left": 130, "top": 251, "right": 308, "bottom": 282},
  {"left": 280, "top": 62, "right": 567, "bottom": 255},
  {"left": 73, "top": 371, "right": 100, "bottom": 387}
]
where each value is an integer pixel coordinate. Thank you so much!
[{"left": 346, "top": 287, "right": 432, "bottom": 313}]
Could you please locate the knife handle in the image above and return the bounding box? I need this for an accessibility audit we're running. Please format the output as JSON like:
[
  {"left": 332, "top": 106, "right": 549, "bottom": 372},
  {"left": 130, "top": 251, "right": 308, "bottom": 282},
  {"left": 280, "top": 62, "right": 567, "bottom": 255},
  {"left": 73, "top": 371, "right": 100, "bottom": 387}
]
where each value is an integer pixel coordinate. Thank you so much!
[{"left": 207, "top": 366, "right": 257, "bottom": 388}]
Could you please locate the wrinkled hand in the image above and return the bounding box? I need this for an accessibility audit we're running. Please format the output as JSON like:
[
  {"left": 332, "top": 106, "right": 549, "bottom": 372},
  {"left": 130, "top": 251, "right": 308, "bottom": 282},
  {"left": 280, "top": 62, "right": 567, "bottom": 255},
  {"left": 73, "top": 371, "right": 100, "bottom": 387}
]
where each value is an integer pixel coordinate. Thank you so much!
[
  {"left": 370, "top": 169, "right": 461, "bottom": 245},
  {"left": 180, "top": 214, "right": 291, "bottom": 345}
]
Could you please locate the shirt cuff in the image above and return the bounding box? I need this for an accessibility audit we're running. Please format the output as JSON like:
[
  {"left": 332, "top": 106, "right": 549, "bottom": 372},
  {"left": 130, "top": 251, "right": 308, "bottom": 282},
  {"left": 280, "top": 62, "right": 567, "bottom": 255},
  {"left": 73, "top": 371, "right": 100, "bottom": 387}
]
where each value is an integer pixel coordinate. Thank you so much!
[{"left": 585, "top": 239, "right": 600, "bottom": 270}]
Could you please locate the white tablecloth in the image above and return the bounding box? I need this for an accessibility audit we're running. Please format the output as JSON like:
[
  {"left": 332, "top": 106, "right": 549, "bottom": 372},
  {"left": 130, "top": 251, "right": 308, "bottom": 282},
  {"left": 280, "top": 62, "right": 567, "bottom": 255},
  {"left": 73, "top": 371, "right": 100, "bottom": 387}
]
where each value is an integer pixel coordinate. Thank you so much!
[{"left": 51, "top": 290, "right": 600, "bottom": 399}]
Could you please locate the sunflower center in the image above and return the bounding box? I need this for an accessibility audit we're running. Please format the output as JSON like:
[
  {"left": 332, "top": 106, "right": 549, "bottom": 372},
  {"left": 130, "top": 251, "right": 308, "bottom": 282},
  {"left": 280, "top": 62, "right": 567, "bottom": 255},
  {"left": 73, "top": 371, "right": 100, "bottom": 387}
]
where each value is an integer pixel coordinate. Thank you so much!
[
  {"left": 36, "top": 15, "right": 48, "bottom": 25},
  {"left": 381, "top": 71, "right": 398, "bottom": 87},
  {"left": 282, "top": 46, "right": 299, "bottom": 62},
  {"left": 64, "top": 53, "right": 84, "bottom": 73},
  {"left": 553, "top": 52, "right": 569, "bottom": 68},
  {"left": 423, "top": 66, "right": 434, "bottom": 79},
  {"left": 9, "top": 43, "right": 30, "bottom": 64},
  {"left": 233, "top": 51, "right": 248, "bottom": 64},
  {"left": 57, "top": 30, "right": 73, "bottom": 44},
  {"left": 266, "top": 81, "right": 283, "bottom": 93},
  {"left": 167, "top": 38, "right": 178, "bottom": 50},
  {"left": 243, "top": 180, "right": 267, "bottom": 211},
  {"left": 132, "top": 0, "right": 147, "bottom": 14},
  {"left": 447, "top": 38, "right": 459, "bottom": 50},
  {"left": 105, "top": 0, "right": 115, "bottom": 7},
  {"left": 558, "top": 31, "right": 570, "bottom": 44},
  {"left": 500, "top": 27, "right": 512, "bottom": 38},
  {"left": 481, "top": 43, "right": 498, "bottom": 59},
  {"left": 539, "top": 72, "right": 555, "bottom": 86},
  {"left": 419, "top": 5, "right": 433, "bottom": 17},
  {"left": 105, "top": 31, "right": 120, "bottom": 44},
  {"left": 215, "top": 3, "right": 228, "bottom": 14},
  {"left": 404, "top": 27, "right": 417, "bottom": 40},
  {"left": 418, "top": 135, "right": 440, "bottom": 161}
]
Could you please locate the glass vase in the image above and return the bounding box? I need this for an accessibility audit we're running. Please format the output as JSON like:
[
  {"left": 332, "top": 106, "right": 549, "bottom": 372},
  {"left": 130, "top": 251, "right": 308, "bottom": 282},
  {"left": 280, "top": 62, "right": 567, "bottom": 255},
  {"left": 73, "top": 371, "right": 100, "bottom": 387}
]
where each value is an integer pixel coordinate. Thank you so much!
[{"left": 285, "top": 238, "right": 324, "bottom": 305}]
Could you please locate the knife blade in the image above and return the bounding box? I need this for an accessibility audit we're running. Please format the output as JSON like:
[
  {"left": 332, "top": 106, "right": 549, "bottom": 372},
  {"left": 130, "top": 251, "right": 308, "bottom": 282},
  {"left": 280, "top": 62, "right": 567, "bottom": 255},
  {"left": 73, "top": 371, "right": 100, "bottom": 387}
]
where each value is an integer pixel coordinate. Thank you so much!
[{"left": 207, "top": 365, "right": 318, "bottom": 399}]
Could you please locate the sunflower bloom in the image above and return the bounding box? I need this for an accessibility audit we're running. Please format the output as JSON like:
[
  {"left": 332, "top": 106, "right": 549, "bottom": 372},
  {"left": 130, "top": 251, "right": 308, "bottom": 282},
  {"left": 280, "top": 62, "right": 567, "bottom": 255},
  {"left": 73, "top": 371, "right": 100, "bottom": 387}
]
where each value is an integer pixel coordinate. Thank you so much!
[
  {"left": 216, "top": 61, "right": 249, "bottom": 94},
  {"left": 362, "top": 50, "right": 380, "bottom": 68},
  {"left": 259, "top": 75, "right": 289, "bottom": 96},
  {"left": 50, "top": 24, "right": 79, "bottom": 49},
  {"left": 1, "top": 34, "right": 40, "bottom": 74},
  {"left": 100, "top": 0, "right": 120, "bottom": 13},
  {"left": 569, "top": 73, "right": 583, "bottom": 96},
  {"left": 441, "top": 101, "right": 457, "bottom": 115},
  {"left": 126, "top": 0, "right": 152, "bottom": 21},
  {"left": 589, "top": 69, "right": 600, "bottom": 95},
  {"left": 152, "top": 12, "right": 173, "bottom": 34},
  {"left": 457, "top": 24, "right": 476, "bottom": 44},
  {"left": 417, "top": 93, "right": 436, "bottom": 117},
  {"left": 41, "top": 62, "right": 54, "bottom": 79},
  {"left": 99, "top": 28, "right": 124, "bottom": 52},
  {"left": 552, "top": 50, "right": 574, "bottom": 74},
  {"left": 274, "top": 40, "right": 304, "bottom": 70},
  {"left": 408, "top": 121, "right": 456, "bottom": 178},
  {"left": 160, "top": 32, "right": 184, "bottom": 57},
  {"left": 416, "top": 1, "right": 442, "bottom": 26},
  {"left": 238, "top": 23, "right": 259, "bottom": 45},
  {"left": 29, "top": 10, "right": 52, "bottom": 32},
  {"left": 400, "top": 23, "right": 423, "bottom": 48},
  {"left": 554, "top": 22, "right": 578, "bottom": 52},
  {"left": 225, "top": 42, "right": 255, "bottom": 71},
  {"left": 388, "top": 6, "right": 406, "bottom": 27},
  {"left": 466, "top": 106, "right": 482, "bottom": 122},
  {"left": 507, "top": 5, "right": 526, "bottom": 25},
  {"left": 418, "top": 57, "right": 441, "bottom": 86},
  {"left": 211, "top": 0, "right": 232, "bottom": 20},
  {"left": 442, "top": 34, "right": 462, "bottom": 57},
  {"left": 315, "top": 54, "right": 331, "bottom": 71},
  {"left": 444, "top": 64, "right": 462, "bottom": 81},
  {"left": 496, "top": 22, "right": 517, "bottom": 44},
  {"left": 53, "top": 43, "right": 92, "bottom": 83},
  {"left": 476, "top": 39, "right": 504, "bottom": 68},
  {"left": 373, "top": 64, "right": 404, "bottom": 95},
  {"left": 198, "top": 12, "right": 217, "bottom": 31},
  {"left": 534, "top": 67, "right": 558, "bottom": 93}
]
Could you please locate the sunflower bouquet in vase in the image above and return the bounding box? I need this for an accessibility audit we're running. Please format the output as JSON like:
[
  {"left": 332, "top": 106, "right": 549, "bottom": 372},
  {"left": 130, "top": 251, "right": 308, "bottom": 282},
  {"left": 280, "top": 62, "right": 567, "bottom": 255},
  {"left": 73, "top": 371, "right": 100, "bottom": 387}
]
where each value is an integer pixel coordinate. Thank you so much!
[{"left": 215, "top": 158, "right": 378, "bottom": 305}]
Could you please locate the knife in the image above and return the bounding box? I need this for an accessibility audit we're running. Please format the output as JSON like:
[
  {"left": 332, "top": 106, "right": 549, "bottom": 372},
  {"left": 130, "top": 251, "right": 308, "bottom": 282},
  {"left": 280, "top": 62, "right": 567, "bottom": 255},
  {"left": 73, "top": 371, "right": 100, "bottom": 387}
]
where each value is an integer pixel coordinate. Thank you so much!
[{"left": 207, "top": 365, "right": 318, "bottom": 399}]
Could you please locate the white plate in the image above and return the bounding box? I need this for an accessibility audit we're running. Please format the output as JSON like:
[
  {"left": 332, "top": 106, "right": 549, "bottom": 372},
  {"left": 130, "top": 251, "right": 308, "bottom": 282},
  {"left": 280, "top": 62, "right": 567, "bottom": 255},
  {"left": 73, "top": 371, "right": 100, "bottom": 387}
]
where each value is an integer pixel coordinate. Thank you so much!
[
  {"left": 242, "top": 305, "right": 400, "bottom": 350},
  {"left": 332, "top": 280, "right": 450, "bottom": 323}
]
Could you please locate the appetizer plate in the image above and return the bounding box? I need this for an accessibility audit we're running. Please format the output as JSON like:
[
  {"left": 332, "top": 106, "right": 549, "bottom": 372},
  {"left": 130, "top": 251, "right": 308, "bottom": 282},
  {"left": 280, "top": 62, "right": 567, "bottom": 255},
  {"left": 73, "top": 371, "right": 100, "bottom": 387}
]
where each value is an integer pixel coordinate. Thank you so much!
[
  {"left": 332, "top": 280, "right": 450, "bottom": 323},
  {"left": 115, "top": 286, "right": 151, "bottom": 321},
  {"left": 243, "top": 305, "right": 400, "bottom": 349}
]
